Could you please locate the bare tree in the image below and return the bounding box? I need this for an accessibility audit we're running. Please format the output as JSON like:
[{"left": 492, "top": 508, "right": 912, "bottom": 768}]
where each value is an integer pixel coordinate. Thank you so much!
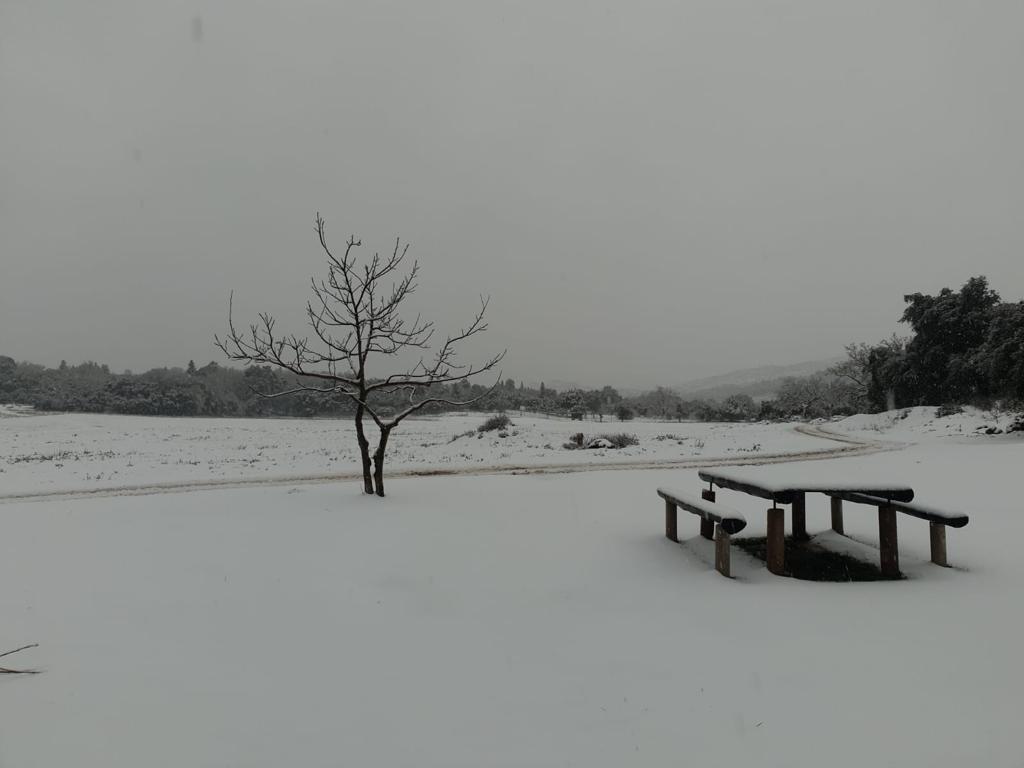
[
  {"left": 828, "top": 336, "right": 910, "bottom": 412},
  {"left": 775, "top": 375, "right": 829, "bottom": 419},
  {"left": 828, "top": 342, "right": 874, "bottom": 407},
  {"left": 216, "top": 214, "right": 505, "bottom": 496}
]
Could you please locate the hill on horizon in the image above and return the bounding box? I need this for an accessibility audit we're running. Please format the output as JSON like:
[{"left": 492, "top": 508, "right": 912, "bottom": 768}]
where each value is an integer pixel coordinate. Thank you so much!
[
  {"left": 671, "top": 358, "right": 842, "bottom": 402},
  {"left": 519, "top": 359, "right": 842, "bottom": 400}
]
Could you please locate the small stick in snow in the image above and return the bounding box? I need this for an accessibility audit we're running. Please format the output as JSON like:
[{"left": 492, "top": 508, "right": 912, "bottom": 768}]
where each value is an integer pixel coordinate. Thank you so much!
[{"left": 0, "top": 643, "right": 40, "bottom": 674}]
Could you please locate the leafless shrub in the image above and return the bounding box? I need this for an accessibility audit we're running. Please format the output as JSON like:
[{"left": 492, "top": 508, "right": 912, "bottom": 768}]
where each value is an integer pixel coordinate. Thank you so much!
[{"left": 478, "top": 414, "right": 511, "bottom": 432}]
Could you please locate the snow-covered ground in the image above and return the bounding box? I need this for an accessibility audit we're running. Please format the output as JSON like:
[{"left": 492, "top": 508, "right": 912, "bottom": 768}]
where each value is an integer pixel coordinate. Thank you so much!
[
  {"left": 0, "top": 410, "right": 1021, "bottom": 766},
  {"left": 0, "top": 410, "right": 836, "bottom": 498},
  {"left": 830, "top": 404, "right": 1022, "bottom": 440}
]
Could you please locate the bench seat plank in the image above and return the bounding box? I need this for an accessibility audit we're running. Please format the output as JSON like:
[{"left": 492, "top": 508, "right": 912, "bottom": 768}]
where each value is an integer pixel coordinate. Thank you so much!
[
  {"left": 825, "top": 491, "right": 969, "bottom": 528},
  {"left": 657, "top": 487, "right": 747, "bottom": 535}
]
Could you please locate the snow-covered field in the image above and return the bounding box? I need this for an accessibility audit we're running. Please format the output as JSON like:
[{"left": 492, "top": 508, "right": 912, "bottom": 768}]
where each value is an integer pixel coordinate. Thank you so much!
[
  {"left": 0, "top": 410, "right": 838, "bottom": 498},
  {"left": 0, "top": 408, "right": 1021, "bottom": 766}
]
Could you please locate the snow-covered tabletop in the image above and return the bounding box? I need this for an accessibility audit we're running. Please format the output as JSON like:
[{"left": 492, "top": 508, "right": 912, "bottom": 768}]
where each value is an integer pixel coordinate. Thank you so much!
[{"left": 698, "top": 468, "right": 914, "bottom": 505}]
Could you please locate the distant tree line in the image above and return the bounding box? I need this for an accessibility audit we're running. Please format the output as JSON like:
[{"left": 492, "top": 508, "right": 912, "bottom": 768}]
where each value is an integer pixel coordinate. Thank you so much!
[
  {"left": 3, "top": 276, "right": 1019, "bottom": 422},
  {"left": 0, "top": 359, "right": 627, "bottom": 420},
  {"left": 0, "top": 357, "right": 724, "bottom": 423},
  {"left": 0, "top": 359, "right": 352, "bottom": 417},
  {"left": 606, "top": 387, "right": 753, "bottom": 423}
]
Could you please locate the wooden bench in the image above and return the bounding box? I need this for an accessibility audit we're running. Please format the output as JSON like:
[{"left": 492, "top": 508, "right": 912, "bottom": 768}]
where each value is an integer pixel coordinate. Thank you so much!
[
  {"left": 657, "top": 487, "right": 747, "bottom": 577},
  {"left": 825, "top": 491, "right": 969, "bottom": 575}
]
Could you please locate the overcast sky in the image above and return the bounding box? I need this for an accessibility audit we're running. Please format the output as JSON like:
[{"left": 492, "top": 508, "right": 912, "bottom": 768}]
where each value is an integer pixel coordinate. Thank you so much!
[{"left": 2, "top": 1, "right": 1022, "bottom": 389}]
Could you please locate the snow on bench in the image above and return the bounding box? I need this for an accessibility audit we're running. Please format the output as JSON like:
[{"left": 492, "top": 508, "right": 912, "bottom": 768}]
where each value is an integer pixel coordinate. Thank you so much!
[
  {"left": 823, "top": 491, "right": 969, "bottom": 527},
  {"left": 657, "top": 486, "right": 747, "bottom": 577},
  {"left": 825, "top": 491, "right": 969, "bottom": 569},
  {"left": 657, "top": 487, "right": 747, "bottom": 534},
  {"left": 698, "top": 468, "right": 914, "bottom": 505}
]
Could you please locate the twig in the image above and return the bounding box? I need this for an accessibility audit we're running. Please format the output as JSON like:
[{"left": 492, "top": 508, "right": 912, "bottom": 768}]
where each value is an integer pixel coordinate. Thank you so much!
[
  {"left": 0, "top": 643, "right": 40, "bottom": 674},
  {"left": 0, "top": 643, "right": 38, "bottom": 660}
]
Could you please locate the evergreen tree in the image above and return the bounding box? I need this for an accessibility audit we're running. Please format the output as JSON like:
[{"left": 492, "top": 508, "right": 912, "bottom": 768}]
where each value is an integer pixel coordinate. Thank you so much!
[{"left": 901, "top": 276, "right": 1000, "bottom": 403}]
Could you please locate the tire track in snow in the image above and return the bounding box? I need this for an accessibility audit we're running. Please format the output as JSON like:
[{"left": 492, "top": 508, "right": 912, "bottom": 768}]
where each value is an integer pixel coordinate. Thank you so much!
[
  {"left": 0, "top": 425, "right": 903, "bottom": 504},
  {"left": 793, "top": 422, "right": 902, "bottom": 446}
]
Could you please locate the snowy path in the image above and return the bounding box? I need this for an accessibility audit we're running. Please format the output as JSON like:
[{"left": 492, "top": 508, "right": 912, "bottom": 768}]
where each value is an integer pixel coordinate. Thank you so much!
[{"left": 0, "top": 422, "right": 898, "bottom": 503}]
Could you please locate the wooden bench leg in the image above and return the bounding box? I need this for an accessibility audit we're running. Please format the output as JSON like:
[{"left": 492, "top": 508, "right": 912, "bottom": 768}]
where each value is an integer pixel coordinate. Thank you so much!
[
  {"left": 665, "top": 500, "right": 678, "bottom": 542},
  {"left": 878, "top": 505, "right": 900, "bottom": 577},
  {"left": 792, "top": 491, "right": 809, "bottom": 541},
  {"left": 930, "top": 522, "right": 948, "bottom": 567},
  {"left": 767, "top": 507, "right": 785, "bottom": 575},
  {"left": 700, "top": 489, "right": 716, "bottom": 540},
  {"left": 830, "top": 497, "right": 844, "bottom": 535},
  {"left": 715, "top": 524, "right": 731, "bottom": 577}
]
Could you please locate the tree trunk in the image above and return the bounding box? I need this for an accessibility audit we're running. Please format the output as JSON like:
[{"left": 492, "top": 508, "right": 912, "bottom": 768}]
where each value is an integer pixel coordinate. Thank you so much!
[
  {"left": 372, "top": 426, "right": 392, "bottom": 497},
  {"left": 354, "top": 403, "right": 373, "bottom": 494}
]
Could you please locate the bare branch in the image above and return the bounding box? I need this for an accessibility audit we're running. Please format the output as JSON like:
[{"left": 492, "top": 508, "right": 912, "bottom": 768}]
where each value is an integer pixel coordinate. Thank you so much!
[
  {"left": 214, "top": 291, "right": 361, "bottom": 388},
  {"left": 382, "top": 371, "right": 505, "bottom": 429},
  {"left": 0, "top": 643, "right": 40, "bottom": 674}
]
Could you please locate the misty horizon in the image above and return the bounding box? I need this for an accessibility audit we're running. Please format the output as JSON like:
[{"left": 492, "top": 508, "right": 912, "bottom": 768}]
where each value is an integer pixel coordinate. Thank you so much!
[{"left": 9, "top": 350, "right": 846, "bottom": 397}]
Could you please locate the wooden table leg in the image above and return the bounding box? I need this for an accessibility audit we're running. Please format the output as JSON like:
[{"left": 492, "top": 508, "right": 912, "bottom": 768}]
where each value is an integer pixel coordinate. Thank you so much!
[
  {"left": 700, "top": 489, "right": 716, "bottom": 539},
  {"left": 930, "top": 522, "right": 948, "bottom": 567},
  {"left": 767, "top": 507, "right": 785, "bottom": 575},
  {"left": 665, "top": 500, "right": 678, "bottom": 542},
  {"left": 879, "top": 505, "right": 900, "bottom": 577},
  {"left": 792, "top": 491, "right": 808, "bottom": 541},
  {"left": 715, "top": 524, "right": 731, "bottom": 577},
  {"left": 830, "top": 497, "right": 844, "bottom": 535}
]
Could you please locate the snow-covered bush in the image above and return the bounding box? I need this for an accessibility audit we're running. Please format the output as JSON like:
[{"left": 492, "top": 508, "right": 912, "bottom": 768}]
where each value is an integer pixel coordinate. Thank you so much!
[
  {"left": 478, "top": 414, "right": 512, "bottom": 433},
  {"left": 563, "top": 432, "right": 638, "bottom": 450},
  {"left": 598, "top": 433, "right": 639, "bottom": 449}
]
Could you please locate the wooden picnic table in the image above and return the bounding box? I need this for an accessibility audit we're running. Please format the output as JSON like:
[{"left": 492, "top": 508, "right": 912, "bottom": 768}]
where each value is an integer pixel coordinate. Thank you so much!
[{"left": 698, "top": 468, "right": 916, "bottom": 576}]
